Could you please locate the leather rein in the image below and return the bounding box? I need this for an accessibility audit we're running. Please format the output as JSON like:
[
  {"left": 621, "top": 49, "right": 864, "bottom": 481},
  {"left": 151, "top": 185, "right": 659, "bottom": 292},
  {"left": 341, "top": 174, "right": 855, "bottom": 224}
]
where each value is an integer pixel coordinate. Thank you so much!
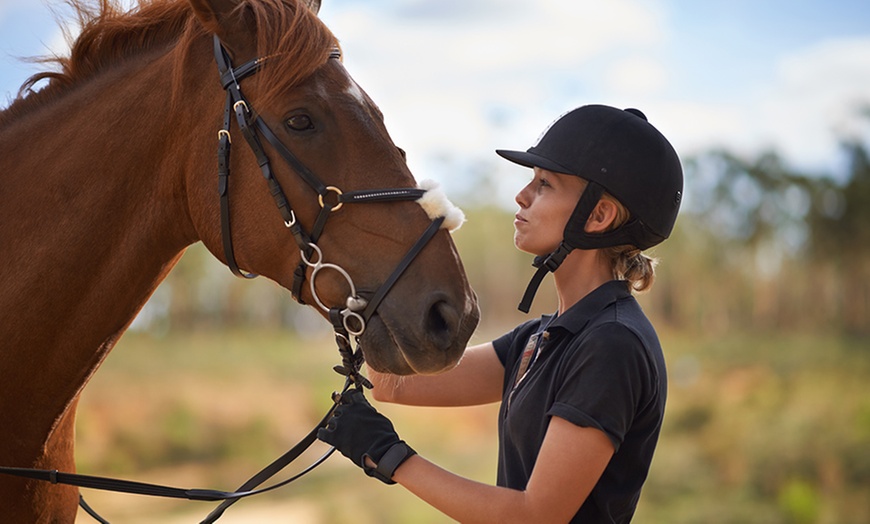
[{"left": 0, "top": 35, "right": 448, "bottom": 523}]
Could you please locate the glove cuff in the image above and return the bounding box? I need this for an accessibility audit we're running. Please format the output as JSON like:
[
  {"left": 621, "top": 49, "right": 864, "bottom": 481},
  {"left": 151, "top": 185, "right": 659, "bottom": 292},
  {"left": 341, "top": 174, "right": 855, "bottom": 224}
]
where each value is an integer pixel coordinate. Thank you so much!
[{"left": 364, "top": 441, "right": 416, "bottom": 485}]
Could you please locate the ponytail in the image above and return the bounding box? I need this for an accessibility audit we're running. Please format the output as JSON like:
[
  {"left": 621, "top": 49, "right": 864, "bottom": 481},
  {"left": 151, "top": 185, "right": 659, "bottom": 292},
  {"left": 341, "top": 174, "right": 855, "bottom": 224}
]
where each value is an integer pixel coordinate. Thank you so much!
[
  {"left": 605, "top": 246, "right": 657, "bottom": 292},
  {"left": 600, "top": 192, "right": 658, "bottom": 293}
]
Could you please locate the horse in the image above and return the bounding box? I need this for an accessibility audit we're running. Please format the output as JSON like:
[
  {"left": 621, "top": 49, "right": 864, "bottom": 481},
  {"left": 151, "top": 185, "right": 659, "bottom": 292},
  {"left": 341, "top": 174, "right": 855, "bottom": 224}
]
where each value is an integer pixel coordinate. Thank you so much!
[{"left": 0, "top": 0, "right": 480, "bottom": 521}]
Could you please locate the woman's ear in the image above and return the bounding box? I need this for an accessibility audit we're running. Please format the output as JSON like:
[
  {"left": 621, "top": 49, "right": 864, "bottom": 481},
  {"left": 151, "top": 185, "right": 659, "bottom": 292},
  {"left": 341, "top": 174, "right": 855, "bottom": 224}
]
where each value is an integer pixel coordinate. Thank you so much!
[{"left": 584, "top": 199, "right": 619, "bottom": 234}]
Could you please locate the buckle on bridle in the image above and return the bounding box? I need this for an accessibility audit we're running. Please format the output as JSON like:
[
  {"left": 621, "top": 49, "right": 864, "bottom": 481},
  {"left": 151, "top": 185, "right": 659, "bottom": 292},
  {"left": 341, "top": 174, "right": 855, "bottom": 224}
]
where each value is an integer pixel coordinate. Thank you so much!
[
  {"left": 284, "top": 210, "right": 297, "bottom": 228},
  {"left": 232, "top": 100, "right": 249, "bottom": 115}
]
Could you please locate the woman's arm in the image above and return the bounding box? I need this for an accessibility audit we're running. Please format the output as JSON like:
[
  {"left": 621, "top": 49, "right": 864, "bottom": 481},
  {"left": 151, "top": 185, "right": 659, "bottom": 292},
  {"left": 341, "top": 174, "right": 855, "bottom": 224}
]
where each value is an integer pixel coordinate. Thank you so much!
[
  {"left": 369, "top": 342, "right": 504, "bottom": 407},
  {"left": 391, "top": 416, "right": 614, "bottom": 523}
]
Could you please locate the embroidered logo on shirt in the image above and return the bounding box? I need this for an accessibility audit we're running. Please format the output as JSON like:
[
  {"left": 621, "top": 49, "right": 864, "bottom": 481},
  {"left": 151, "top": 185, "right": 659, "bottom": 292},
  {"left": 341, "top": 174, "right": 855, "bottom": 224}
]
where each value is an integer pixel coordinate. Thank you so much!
[{"left": 514, "top": 331, "right": 550, "bottom": 387}]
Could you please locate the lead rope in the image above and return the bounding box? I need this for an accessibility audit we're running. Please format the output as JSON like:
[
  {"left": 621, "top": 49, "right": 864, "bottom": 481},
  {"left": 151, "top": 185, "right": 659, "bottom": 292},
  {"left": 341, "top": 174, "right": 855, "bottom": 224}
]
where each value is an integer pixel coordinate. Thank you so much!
[
  {"left": 198, "top": 322, "right": 368, "bottom": 524},
  {"left": 14, "top": 334, "right": 372, "bottom": 524},
  {"left": 0, "top": 319, "right": 370, "bottom": 522},
  {"left": 53, "top": 326, "right": 369, "bottom": 524}
]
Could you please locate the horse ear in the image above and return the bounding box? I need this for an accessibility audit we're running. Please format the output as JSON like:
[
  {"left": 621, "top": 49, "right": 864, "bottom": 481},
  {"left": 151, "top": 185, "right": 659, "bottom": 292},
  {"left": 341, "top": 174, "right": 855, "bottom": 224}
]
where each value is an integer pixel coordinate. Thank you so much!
[
  {"left": 189, "top": 0, "right": 245, "bottom": 41},
  {"left": 303, "top": 0, "right": 321, "bottom": 15},
  {"left": 190, "top": 0, "right": 260, "bottom": 61}
]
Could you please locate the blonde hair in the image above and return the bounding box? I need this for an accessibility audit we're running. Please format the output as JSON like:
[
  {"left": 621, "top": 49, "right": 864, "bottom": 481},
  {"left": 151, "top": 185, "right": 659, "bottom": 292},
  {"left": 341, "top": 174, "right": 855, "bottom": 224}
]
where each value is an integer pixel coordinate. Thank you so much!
[{"left": 600, "top": 193, "right": 657, "bottom": 293}]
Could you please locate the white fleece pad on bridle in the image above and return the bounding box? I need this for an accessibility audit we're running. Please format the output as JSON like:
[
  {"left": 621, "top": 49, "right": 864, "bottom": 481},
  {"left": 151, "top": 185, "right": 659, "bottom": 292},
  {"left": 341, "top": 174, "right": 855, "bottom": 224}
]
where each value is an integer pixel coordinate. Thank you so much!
[{"left": 416, "top": 179, "right": 465, "bottom": 232}]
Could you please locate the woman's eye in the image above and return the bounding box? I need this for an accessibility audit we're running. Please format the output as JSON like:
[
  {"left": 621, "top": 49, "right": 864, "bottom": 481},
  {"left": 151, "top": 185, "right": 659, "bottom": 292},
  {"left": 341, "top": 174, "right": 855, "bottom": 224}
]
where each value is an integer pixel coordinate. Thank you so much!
[{"left": 286, "top": 114, "right": 314, "bottom": 131}]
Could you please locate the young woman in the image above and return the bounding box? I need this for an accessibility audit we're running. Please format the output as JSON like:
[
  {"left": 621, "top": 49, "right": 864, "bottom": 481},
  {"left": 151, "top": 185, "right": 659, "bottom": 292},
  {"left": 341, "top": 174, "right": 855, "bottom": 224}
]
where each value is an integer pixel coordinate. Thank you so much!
[{"left": 318, "top": 104, "right": 683, "bottom": 523}]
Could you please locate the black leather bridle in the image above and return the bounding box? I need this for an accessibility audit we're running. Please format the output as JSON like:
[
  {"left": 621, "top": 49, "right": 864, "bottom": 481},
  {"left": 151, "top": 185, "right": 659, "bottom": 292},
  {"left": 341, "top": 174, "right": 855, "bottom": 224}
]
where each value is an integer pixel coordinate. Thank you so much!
[
  {"left": 214, "top": 35, "right": 445, "bottom": 336},
  {"left": 0, "top": 35, "right": 453, "bottom": 523}
]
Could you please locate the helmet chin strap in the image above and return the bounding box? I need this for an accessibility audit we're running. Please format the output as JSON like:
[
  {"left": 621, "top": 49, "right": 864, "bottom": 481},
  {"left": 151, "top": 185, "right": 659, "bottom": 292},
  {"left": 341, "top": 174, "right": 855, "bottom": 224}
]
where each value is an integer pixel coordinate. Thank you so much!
[
  {"left": 517, "top": 181, "right": 625, "bottom": 313},
  {"left": 518, "top": 182, "right": 605, "bottom": 313},
  {"left": 517, "top": 179, "right": 660, "bottom": 313}
]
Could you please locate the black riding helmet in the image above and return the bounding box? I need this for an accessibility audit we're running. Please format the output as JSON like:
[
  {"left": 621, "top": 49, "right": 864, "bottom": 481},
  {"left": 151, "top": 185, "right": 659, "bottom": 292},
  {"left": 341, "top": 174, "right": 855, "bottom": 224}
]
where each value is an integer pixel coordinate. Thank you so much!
[{"left": 496, "top": 104, "right": 683, "bottom": 312}]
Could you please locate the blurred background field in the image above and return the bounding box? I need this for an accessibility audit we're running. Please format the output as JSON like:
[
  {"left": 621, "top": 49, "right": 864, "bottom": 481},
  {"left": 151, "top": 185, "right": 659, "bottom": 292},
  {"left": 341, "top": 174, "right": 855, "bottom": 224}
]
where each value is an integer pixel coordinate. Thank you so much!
[
  {"left": 73, "top": 129, "right": 870, "bottom": 523},
  {"left": 75, "top": 328, "right": 870, "bottom": 523}
]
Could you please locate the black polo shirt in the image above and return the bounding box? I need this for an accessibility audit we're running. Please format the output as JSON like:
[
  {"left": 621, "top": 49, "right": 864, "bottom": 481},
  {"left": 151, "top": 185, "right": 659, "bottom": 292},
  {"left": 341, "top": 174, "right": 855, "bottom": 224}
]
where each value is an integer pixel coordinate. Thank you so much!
[{"left": 492, "top": 280, "right": 667, "bottom": 523}]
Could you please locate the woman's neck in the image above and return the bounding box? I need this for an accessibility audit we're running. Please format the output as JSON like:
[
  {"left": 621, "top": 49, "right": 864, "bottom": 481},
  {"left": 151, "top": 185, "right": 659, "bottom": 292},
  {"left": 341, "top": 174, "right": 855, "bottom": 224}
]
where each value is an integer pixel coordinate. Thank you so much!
[{"left": 552, "top": 249, "right": 612, "bottom": 314}]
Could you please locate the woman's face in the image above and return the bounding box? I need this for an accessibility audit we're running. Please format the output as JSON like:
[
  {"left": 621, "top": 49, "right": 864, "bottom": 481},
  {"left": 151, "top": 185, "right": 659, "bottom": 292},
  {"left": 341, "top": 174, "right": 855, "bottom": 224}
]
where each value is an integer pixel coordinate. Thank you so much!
[{"left": 514, "top": 168, "right": 587, "bottom": 256}]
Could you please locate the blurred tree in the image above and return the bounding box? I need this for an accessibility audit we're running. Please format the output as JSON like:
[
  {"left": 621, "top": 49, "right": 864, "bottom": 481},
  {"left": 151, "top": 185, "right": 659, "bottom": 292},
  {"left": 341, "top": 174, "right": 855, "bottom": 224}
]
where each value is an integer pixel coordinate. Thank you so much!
[
  {"left": 805, "top": 128, "right": 870, "bottom": 334},
  {"left": 677, "top": 107, "right": 870, "bottom": 335}
]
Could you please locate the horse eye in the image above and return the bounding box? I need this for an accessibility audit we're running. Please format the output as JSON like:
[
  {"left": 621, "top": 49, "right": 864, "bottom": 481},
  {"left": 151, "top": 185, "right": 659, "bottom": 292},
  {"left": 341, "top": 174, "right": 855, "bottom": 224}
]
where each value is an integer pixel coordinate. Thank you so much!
[
  {"left": 397, "top": 147, "right": 407, "bottom": 160},
  {"left": 286, "top": 114, "right": 314, "bottom": 131}
]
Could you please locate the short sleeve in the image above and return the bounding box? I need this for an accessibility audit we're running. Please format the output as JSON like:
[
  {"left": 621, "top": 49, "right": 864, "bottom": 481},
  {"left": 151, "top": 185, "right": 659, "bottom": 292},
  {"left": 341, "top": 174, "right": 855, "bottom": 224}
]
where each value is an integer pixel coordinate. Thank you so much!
[{"left": 546, "top": 323, "right": 654, "bottom": 451}]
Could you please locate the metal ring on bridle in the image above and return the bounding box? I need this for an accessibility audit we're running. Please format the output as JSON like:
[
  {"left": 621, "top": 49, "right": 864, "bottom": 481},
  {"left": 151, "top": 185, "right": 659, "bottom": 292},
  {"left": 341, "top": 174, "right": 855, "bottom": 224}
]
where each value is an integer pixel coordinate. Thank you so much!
[
  {"left": 300, "top": 243, "right": 367, "bottom": 335},
  {"left": 300, "top": 242, "right": 324, "bottom": 268},
  {"left": 341, "top": 309, "right": 366, "bottom": 336},
  {"left": 318, "top": 186, "right": 344, "bottom": 212},
  {"left": 218, "top": 129, "right": 231, "bottom": 143},
  {"left": 308, "top": 262, "right": 357, "bottom": 312}
]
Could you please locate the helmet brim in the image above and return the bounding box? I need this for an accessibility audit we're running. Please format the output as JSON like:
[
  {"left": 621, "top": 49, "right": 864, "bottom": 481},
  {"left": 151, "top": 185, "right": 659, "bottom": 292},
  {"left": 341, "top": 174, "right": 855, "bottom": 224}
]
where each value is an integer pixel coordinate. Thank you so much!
[{"left": 496, "top": 149, "right": 576, "bottom": 176}]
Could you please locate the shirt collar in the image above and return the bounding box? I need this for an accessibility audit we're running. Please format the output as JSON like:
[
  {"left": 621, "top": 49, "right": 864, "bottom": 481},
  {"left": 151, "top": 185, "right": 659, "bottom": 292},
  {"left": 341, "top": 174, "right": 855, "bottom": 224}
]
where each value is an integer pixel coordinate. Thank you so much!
[{"left": 547, "top": 280, "right": 632, "bottom": 335}]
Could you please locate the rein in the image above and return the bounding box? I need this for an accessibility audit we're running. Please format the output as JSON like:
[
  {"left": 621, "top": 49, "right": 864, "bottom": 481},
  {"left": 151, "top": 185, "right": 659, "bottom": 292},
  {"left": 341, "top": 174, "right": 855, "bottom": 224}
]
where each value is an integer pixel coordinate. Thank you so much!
[{"left": 0, "top": 34, "right": 451, "bottom": 523}]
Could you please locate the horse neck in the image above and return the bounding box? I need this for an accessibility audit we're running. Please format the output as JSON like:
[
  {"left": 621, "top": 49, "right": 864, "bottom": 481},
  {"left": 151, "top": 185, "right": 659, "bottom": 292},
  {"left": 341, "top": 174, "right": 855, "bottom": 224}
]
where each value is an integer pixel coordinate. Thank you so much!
[{"left": 0, "top": 45, "right": 215, "bottom": 454}]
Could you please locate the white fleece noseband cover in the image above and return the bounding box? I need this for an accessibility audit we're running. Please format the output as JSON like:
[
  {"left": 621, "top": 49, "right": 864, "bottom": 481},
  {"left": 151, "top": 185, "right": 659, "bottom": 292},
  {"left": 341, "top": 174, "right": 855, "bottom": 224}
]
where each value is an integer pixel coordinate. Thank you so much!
[{"left": 416, "top": 179, "right": 465, "bottom": 232}]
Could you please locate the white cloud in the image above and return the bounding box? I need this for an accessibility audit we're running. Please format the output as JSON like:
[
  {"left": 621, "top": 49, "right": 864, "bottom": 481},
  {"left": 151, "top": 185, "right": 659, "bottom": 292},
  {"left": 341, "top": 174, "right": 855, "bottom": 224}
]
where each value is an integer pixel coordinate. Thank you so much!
[
  {"left": 700, "top": 36, "right": 870, "bottom": 172},
  {"left": 3, "top": 0, "right": 868, "bottom": 192},
  {"left": 604, "top": 57, "right": 669, "bottom": 96},
  {"left": 320, "top": 0, "right": 672, "bottom": 193},
  {"left": 767, "top": 37, "right": 870, "bottom": 164}
]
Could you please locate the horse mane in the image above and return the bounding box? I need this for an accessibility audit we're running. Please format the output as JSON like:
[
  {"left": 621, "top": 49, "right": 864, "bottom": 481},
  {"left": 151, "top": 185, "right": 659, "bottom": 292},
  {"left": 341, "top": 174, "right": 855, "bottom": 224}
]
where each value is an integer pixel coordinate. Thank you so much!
[{"left": 0, "top": 0, "right": 339, "bottom": 126}]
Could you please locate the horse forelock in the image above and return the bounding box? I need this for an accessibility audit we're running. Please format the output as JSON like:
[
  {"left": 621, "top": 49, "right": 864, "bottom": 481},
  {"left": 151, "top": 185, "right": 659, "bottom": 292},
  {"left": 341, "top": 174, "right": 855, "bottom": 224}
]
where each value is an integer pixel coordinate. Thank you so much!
[
  {"left": 247, "top": 0, "right": 340, "bottom": 108},
  {"left": 0, "top": 0, "right": 339, "bottom": 126}
]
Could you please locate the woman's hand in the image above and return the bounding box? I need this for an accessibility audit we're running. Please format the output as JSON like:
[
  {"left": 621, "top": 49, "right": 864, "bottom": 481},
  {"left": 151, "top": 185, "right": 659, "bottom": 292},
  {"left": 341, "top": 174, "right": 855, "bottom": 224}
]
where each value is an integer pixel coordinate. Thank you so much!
[{"left": 317, "top": 389, "right": 416, "bottom": 484}]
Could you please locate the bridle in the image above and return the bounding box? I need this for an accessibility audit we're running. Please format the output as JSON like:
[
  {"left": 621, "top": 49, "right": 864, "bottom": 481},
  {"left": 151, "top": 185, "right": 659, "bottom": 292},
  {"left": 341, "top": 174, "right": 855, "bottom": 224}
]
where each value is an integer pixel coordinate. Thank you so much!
[
  {"left": 214, "top": 35, "right": 444, "bottom": 337},
  {"left": 0, "top": 35, "right": 453, "bottom": 523}
]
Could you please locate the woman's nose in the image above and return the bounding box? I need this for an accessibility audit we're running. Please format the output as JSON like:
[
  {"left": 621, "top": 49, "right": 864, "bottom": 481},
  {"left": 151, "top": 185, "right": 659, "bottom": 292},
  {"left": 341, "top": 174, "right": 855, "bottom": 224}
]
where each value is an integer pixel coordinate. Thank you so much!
[{"left": 515, "top": 183, "right": 531, "bottom": 208}]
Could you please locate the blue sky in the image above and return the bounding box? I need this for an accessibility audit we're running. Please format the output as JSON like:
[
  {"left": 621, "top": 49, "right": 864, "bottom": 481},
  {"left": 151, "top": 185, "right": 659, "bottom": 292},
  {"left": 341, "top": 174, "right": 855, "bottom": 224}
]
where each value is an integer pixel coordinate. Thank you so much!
[{"left": 2, "top": 0, "right": 869, "bottom": 203}]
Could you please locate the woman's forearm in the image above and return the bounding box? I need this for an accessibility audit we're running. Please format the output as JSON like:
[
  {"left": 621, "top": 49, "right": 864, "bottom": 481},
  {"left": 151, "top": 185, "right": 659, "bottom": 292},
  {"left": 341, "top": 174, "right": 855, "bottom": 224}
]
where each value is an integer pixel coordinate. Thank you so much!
[
  {"left": 367, "top": 343, "right": 505, "bottom": 406},
  {"left": 392, "top": 455, "right": 533, "bottom": 524}
]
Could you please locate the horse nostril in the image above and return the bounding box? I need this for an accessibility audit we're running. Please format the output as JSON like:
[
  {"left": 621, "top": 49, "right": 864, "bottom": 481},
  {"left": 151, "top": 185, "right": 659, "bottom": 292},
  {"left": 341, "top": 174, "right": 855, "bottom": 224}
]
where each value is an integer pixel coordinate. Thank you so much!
[
  {"left": 427, "top": 301, "right": 449, "bottom": 332},
  {"left": 425, "top": 298, "right": 458, "bottom": 351}
]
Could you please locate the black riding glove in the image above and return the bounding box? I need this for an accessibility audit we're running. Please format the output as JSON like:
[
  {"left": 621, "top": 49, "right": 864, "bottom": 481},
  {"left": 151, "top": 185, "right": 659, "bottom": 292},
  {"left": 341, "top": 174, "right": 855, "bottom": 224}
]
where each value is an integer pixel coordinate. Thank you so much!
[{"left": 317, "top": 389, "right": 416, "bottom": 484}]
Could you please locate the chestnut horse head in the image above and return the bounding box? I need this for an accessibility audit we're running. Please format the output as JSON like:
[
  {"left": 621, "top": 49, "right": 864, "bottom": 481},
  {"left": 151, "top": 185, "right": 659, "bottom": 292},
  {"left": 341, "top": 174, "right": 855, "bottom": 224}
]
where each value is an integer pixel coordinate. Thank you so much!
[{"left": 0, "top": 0, "right": 479, "bottom": 520}]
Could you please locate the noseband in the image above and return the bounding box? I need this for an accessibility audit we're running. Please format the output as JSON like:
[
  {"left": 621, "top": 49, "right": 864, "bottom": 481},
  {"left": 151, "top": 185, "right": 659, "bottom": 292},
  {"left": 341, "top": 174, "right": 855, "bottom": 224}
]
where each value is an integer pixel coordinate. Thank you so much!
[{"left": 214, "top": 35, "right": 444, "bottom": 339}]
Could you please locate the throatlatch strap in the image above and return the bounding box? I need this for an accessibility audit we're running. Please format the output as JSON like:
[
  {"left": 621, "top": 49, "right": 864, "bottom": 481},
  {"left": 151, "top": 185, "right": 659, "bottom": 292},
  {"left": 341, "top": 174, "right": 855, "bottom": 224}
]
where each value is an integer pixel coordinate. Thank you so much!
[{"left": 219, "top": 91, "right": 257, "bottom": 279}]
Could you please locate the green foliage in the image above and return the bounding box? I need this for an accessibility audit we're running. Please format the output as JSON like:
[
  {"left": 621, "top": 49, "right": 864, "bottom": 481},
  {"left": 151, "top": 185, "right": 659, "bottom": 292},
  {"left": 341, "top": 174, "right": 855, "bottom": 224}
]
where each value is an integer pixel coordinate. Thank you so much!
[{"left": 778, "top": 479, "right": 821, "bottom": 524}]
